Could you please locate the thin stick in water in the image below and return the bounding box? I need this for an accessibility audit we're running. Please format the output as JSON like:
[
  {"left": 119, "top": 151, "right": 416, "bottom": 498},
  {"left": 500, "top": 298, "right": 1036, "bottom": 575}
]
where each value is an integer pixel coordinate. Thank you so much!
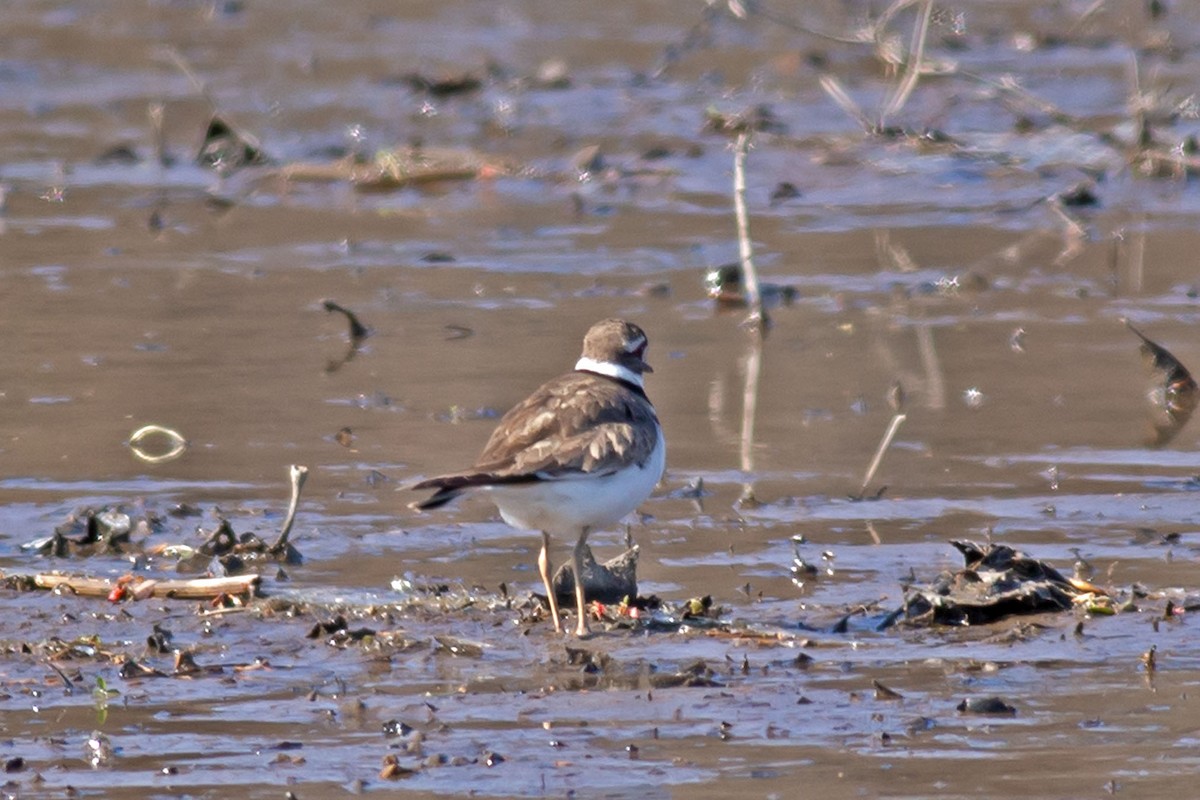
[
  {"left": 858, "top": 413, "right": 907, "bottom": 497},
  {"left": 269, "top": 465, "right": 309, "bottom": 555},
  {"left": 880, "top": 0, "right": 934, "bottom": 126},
  {"left": 732, "top": 131, "right": 769, "bottom": 332}
]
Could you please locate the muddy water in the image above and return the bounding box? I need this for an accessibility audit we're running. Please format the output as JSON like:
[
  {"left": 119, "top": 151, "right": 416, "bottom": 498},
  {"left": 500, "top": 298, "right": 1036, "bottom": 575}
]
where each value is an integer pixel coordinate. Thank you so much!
[{"left": 4, "top": 1, "right": 1200, "bottom": 797}]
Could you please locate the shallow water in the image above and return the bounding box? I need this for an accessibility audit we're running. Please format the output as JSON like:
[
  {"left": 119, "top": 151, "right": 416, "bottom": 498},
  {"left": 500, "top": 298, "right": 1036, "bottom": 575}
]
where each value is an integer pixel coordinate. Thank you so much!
[{"left": 3, "top": 1, "right": 1200, "bottom": 797}]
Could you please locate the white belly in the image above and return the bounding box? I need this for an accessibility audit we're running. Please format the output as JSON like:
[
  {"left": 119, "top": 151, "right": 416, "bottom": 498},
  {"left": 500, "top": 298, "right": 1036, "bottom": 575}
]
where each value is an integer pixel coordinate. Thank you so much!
[{"left": 488, "top": 428, "right": 666, "bottom": 535}]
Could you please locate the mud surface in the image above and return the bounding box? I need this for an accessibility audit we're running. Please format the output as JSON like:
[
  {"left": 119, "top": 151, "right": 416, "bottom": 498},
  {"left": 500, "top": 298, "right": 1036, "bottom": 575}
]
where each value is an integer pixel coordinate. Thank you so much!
[{"left": 4, "top": 1, "right": 1200, "bottom": 797}]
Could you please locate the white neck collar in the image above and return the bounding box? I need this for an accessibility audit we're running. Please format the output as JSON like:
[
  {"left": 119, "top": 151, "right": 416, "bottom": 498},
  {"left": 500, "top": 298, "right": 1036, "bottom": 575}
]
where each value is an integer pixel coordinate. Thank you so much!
[{"left": 575, "top": 356, "right": 644, "bottom": 389}]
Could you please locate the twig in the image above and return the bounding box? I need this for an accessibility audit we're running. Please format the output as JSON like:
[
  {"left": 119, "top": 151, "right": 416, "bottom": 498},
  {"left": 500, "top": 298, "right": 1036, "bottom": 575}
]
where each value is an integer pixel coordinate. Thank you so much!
[
  {"left": 45, "top": 660, "right": 75, "bottom": 694},
  {"left": 732, "top": 132, "right": 769, "bottom": 332},
  {"left": 269, "top": 465, "right": 309, "bottom": 555},
  {"left": 818, "top": 73, "right": 873, "bottom": 132},
  {"left": 322, "top": 299, "right": 371, "bottom": 340},
  {"left": 652, "top": 1, "right": 872, "bottom": 80},
  {"left": 858, "top": 413, "right": 907, "bottom": 497},
  {"left": 1046, "top": 201, "right": 1088, "bottom": 266},
  {"left": 32, "top": 573, "right": 259, "bottom": 600},
  {"left": 1067, "top": 0, "right": 1108, "bottom": 36},
  {"left": 754, "top": 5, "right": 876, "bottom": 46},
  {"left": 880, "top": 0, "right": 934, "bottom": 126},
  {"left": 158, "top": 46, "right": 218, "bottom": 112},
  {"left": 818, "top": 0, "right": 939, "bottom": 133},
  {"left": 960, "top": 71, "right": 1088, "bottom": 129},
  {"left": 158, "top": 45, "right": 264, "bottom": 172},
  {"left": 873, "top": 0, "right": 925, "bottom": 37},
  {"left": 649, "top": 2, "right": 723, "bottom": 79}
]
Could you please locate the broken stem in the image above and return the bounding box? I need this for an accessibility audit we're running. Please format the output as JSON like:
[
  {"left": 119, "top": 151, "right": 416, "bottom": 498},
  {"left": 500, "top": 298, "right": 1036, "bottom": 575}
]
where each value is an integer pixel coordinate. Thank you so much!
[
  {"left": 160, "top": 46, "right": 217, "bottom": 112},
  {"left": 322, "top": 299, "right": 371, "bottom": 340},
  {"left": 880, "top": 0, "right": 934, "bottom": 126},
  {"left": 33, "top": 573, "right": 259, "bottom": 600},
  {"left": 732, "top": 131, "right": 769, "bottom": 332},
  {"left": 269, "top": 465, "right": 309, "bottom": 555},
  {"left": 859, "top": 413, "right": 907, "bottom": 496},
  {"left": 45, "top": 660, "right": 75, "bottom": 694}
]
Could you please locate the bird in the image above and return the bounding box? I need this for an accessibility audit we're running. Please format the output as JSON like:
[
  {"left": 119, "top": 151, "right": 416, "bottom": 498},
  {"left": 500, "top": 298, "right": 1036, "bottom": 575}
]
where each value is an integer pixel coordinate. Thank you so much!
[{"left": 411, "top": 318, "right": 666, "bottom": 637}]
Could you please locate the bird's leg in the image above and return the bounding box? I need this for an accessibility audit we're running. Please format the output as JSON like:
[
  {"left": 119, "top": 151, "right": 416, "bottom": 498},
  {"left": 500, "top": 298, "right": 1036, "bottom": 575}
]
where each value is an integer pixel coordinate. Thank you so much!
[
  {"left": 572, "top": 527, "right": 592, "bottom": 637},
  {"left": 537, "top": 530, "right": 562, "bottom": 633}
]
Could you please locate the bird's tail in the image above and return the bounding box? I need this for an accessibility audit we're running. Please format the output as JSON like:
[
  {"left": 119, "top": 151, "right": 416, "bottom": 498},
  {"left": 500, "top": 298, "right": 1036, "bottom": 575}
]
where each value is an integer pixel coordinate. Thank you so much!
[
  {"left": 409, "top": 472, "right": 489, "bottom": 511},
  {"left": 410, "top": 485, "right": 462, "bottom": 511},
  {"left": 409, "top": 471, "right": 535, "bottom": 511}
]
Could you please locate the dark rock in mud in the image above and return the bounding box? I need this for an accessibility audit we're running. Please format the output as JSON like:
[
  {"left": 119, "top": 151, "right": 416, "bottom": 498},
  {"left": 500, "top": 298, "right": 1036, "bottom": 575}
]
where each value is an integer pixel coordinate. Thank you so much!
[
  {"left": 703, "top": 104, "right": 786, "bottom": 136},
  {"left": 119, "top": 657, "right": 168, "bottom": 679},
  {"left": 146, "top": 624, "right": 173, "bottom": 654},
  {"left": 432, "top": 636, "right": 484, "bottom": 658},
  {"left": 94, "top": 144, "right": 141, "bottom": 165},
  {"left": 379, "top": 754, "right": 418, "bottom": 779},
  {"left": 24, "top": 507, "right": 139, "bottom": 558},
  {"left": 565, "top": 646, "right": 612, "bottom": 674},
  {"left": 307, "top": 615, "right": 348, "bottom": 638},
  {"left": 769, "top": 181, "right": 802, "bottom": 205},
  {"left": 1057, "top": 181, "right": 1099, "bottom": 207},
  {"left": 551, "top": 543, "right": 638, "bottom": 605},
  {"left": 957, "top": 696, "right": 1017, "bottom": 715},
  {"left": 193, "top": 517, "right": 303, "bottom": 568},
  {"left": 893, "top": 540, "right": 1086, "bottom": 627},
  {"left": 873, "top": 679, "right": 904, "bottom": 700},
  {"left": 84, "top": 731, "right": 114, "bottom": 767},
  {"left": 382, "top": 719, "right": 414, "bottom": 738},
  {"left": 167, "top": 503, "right": 204, "bottom": 518},
  {"left": 197, "top": 115, "right": 266, "bottom": 174},
  {"left": 651, "top": 659, "right": 723, "bottom": 689},
  {"left": 398, "top": 71, "right": 483, "bottom": 97}
]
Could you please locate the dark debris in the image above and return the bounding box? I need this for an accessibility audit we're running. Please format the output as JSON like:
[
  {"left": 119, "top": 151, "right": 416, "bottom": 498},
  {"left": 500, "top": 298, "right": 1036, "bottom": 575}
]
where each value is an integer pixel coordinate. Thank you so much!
[{"left": 891, "top": 540, "right": 1099, "bottom": 628}]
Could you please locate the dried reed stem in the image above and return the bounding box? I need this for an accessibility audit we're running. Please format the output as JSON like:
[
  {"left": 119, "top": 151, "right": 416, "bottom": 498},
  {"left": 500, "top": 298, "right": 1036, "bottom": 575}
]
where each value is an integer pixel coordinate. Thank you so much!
[
  {"left": 732, "top": 131, "right": 769, "bottom": 332},
  {"left": 859, "top": 413, "right": 907, "bottom": 497},
  {"left": 881, "top": 0, "right": 934, "bottom": 125},
  {"left": 269, "top": 464, "right": 309, "bottom": 554}
]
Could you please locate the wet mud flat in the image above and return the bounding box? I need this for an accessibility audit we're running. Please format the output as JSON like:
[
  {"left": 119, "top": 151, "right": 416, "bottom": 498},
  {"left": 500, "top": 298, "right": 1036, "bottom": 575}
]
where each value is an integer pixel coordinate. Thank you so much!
[
  {"left": 4, "top": 500, "right": 1200, "bottom": 800},
  {"left": 5, "top": 0, "right": 1200, "bottom": 797}
]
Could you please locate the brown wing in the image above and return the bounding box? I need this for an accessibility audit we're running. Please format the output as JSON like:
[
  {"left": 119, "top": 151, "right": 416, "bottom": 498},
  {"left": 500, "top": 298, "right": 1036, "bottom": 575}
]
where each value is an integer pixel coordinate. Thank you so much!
[
  {"left": 475, "top": 373, "right": 659, "bottom": 479},
  {"left": 411, "top": 373, "right": 658, "bottom": 507}
]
